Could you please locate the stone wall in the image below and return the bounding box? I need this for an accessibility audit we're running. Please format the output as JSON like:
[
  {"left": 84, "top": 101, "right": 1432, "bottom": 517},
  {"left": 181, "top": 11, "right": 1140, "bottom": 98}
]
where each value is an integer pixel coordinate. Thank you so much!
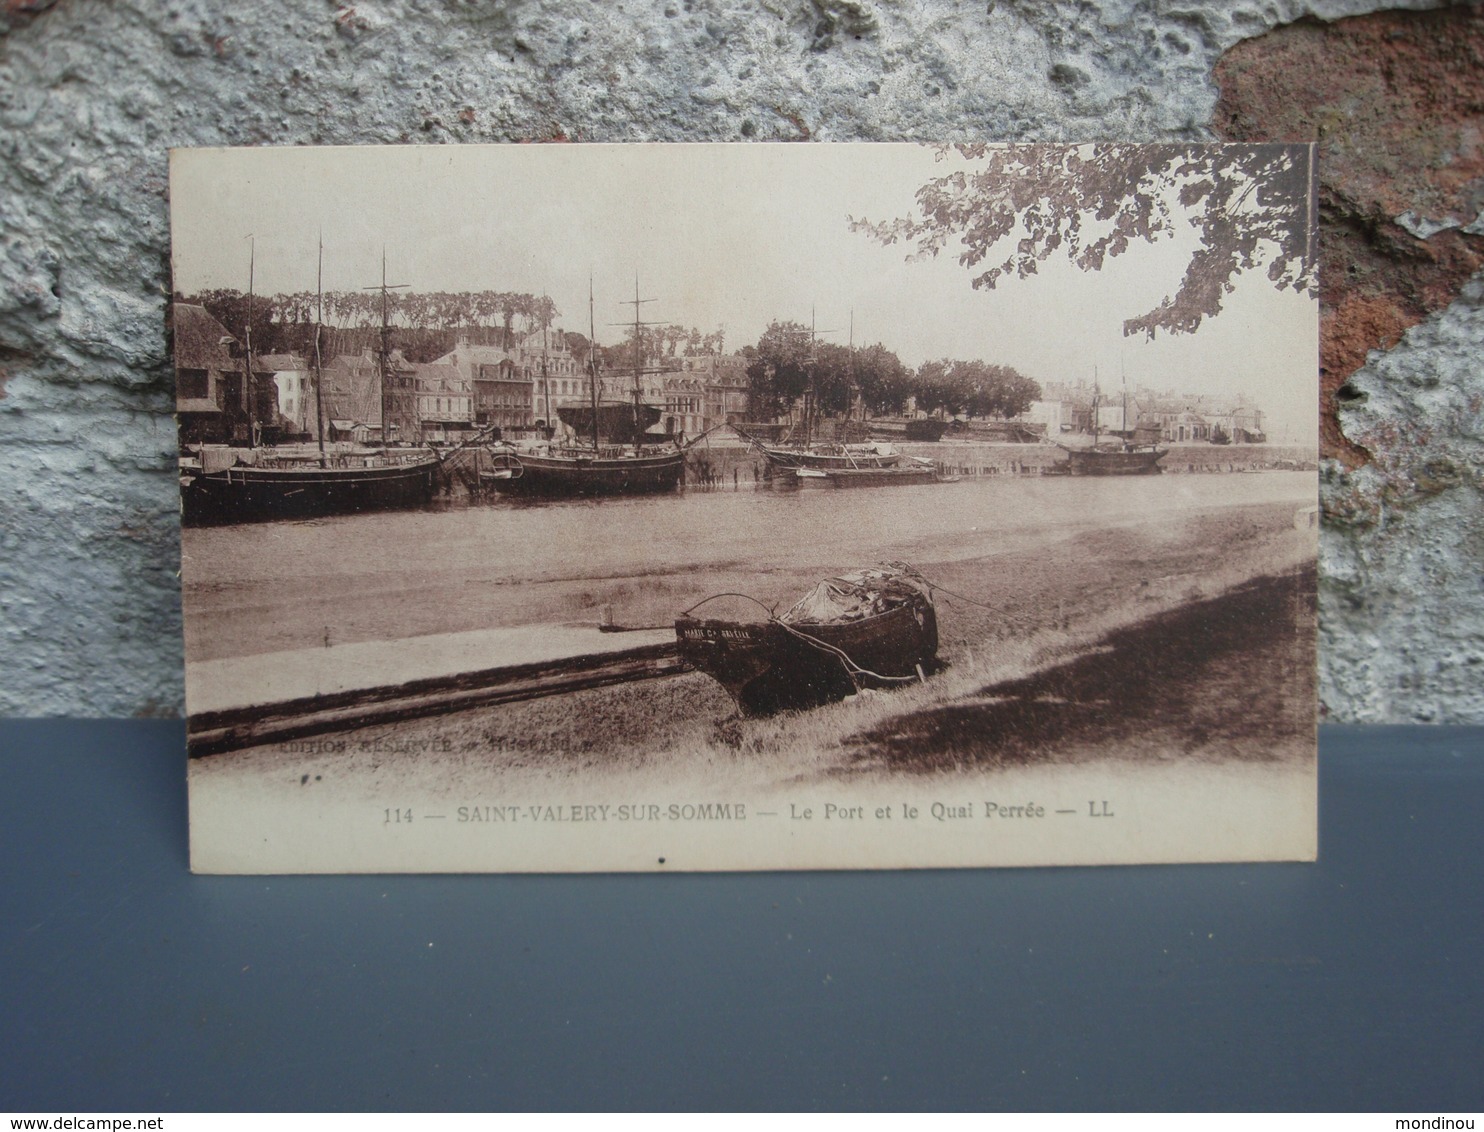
[{"left": 1, "top": 0, "right": 1478, "bottom": 720}]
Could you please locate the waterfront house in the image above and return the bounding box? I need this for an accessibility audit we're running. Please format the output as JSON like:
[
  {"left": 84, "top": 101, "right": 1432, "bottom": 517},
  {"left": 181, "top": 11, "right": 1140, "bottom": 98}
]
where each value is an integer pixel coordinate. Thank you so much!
[
  {"left": 257, "top": 353, "right": 311, "bottom": 441},
  {"left": 413, "top": 361, "right": 475, "bottom": 443},
  {"left": 174, "top": 303, "right": 244, "bottom": 447},
  {"left": 319, "top": 352, "right": 384, "bottom": 441},
  {"left": 434, "top": 334, "right": 593, "bottom": 432},
  {"left": 687, "top": 354, "right": 750, "bottom": 430}
]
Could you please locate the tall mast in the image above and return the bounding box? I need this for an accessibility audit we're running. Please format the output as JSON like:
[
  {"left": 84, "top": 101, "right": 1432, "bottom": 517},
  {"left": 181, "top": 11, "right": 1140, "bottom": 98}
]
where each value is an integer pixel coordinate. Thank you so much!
[
  {"left": 632, "top": 277, "right": 643, "bottom": 449},
  {"left": 588, "top": 276, "right": 600, "bottom": 451},
  {"left": 1121, "top": 360, "right": 1129, "bottom": 448},
  {"left": 313, "top": 234, "right": 327, "bottom": 467},
  {"left": 361, "top": 248, "right": 408, "bottom": 457},
  {"left": 848, "top": 309, "right": 856, "bottom": 424},
  {"left": 379, "top": 252, "right": 390, "bottom": 456},
  {"left": 612, "top": 275, "right": 659, "bottom": 454},
  {"left": 801, "top": 309, "right": 841, "bottom": 445},
  {"left": 806, "top": 307, "right": 816, "bottom": 448},
  {"left": 1091, "top": 366, "right": 1100, "bottom": 447},
  {"left": 541, "top": 296, "right": 552, "bottom": 439},
  {"left": 243, "top": 236, "right": 256, "bottom": 449}
]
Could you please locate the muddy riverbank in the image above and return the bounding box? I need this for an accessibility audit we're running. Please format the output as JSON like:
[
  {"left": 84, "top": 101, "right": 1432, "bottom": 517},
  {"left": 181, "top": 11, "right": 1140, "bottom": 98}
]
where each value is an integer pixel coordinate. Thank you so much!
[
  {"left": 203, "top": 486, "right": 1316, "bottom": 788},
  {"left": 182, "top": 471, "right": 1316, "bottom": 664}
]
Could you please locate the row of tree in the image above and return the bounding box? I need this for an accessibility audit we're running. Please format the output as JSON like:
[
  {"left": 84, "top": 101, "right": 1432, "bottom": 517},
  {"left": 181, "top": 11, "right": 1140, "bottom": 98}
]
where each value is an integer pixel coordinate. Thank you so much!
[
  {"left": 178, "top": 288, "right": 566, "bottom": 365},
  {"left": 740, "top": 321, "right": 1040, "bottom": 421},
  {"left": 603, "top": 324, "right": 727, "bottom": 365},
  {"left": 178, "top": 287, "right": 734, "bottom": 373},
  {"left": 181, "top": 290, "right": 1041, "bottom": 421}
]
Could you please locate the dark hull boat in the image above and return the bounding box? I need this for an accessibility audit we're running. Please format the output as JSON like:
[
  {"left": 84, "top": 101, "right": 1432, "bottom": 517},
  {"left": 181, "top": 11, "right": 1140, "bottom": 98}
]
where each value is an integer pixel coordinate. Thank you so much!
[
  {"left": 181, "top": 452, "right": 440, "bottom": 525},
  {"left": 488, "top": 278, "right": 686, "bottom": 498},
  {"left": 733, "top": 422, "right": 791, "bottom": 443},
  {"left": 759, "top": 442, "right": 901, "bottom": 470},
  {"left": 676, "top": 566, "right": 938, "bottom": 716},
  {"left": 1058, "top": 444, "right": 1167, "bottom": 476},
  {"left": 483, "top": 447, "right": 685, "bottom": 496},
  {"left": 794, "top": 462, "right": 940, "bottom": 489}
]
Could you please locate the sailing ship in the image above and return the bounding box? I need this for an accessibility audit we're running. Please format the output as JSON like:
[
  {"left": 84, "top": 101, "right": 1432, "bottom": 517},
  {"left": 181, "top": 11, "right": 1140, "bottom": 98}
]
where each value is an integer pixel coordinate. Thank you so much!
[
  {"left": 180, "top": 451, "right": 440, "bottom": 524},
  {"left": 482, "top": 279, "right": 685, "bottom": 497},
  {"left": 676, "top": 565, "right": 939, "bottom": 716},
  {"left": 755, "top": 315, "right": 903, "bottom": 471},
  {"left": 1056, "top": 372, "right": 1167, "bottom": 476},
  {"left": 179, "top": 244, "right": 441, "bottom": 525}
]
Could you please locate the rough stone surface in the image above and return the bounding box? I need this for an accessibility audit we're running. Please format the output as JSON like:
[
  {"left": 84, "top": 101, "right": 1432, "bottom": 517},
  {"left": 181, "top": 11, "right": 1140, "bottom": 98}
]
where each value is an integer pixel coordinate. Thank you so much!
[
  {"left": 1213, "top": 6, "right": 1484, "bottom": 722},
  {"left": 1214, "top": 5, "right": 1484, "bottom": 466},
  {"left": 0, "top": 0, "right": 1474, "bottom": 719},
  {"left": 1321, "top": 278, "right": 1484, "bottom": 721}
]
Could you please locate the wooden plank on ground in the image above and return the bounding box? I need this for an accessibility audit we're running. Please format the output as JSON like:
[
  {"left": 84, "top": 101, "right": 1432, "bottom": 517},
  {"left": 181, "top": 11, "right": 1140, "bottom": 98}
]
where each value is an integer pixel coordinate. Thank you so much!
[{"left": 188, "top": 643, "right": 687, "bottom": 757}]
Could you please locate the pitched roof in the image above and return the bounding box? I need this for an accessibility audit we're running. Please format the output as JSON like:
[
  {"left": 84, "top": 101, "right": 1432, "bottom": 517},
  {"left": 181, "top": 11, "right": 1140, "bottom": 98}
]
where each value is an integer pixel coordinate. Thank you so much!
[
  {"left": 255, "top": 353, "right": 306, "bottom": 372},
  {"left": 172, "top": 303, "right": 237, "bottom": 370}
]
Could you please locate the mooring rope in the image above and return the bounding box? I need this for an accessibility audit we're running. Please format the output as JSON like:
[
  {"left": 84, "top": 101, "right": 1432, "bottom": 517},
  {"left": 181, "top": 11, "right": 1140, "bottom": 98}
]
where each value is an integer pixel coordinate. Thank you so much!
[
  {"left": 680, "top": 592, "right": 777, "bottom": 618},
  {"left": 883, "top": 561, "right": 996, "bottom": 612},
  {"left": 769, "top": 617, "right": 922, "bottom": 688}
]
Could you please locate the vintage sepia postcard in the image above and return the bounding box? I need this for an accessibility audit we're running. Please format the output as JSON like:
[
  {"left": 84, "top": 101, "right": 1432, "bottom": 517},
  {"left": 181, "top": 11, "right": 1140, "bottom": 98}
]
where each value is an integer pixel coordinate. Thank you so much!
[{"left": 174, "top": 142, "right": 1319, "bottom": 874}]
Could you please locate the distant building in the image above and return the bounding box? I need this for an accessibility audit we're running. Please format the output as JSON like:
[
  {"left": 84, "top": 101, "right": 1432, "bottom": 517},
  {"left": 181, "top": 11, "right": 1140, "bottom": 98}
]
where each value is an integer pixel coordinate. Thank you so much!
[
  {"left": 1095, "top": 397, "right": 1152, "bottom": 437},
  {"left": 317, "top": 349, "right": 421, "bottom": 443},
  {"left": 258, "top": 354, "right": 312, "bottom": 441},
  {"left": 413, "top": 361, "right": 474, "bottom": 443},
  {"left": 652, "top": 373, "right": 707, "bottom": 438},
  {"left": 1142, "top": 394, "right": 1264, "bottom": 443},
  {"left": 685, "top": 354, "right": 749, "bottom": 429},
  {"left": 435, "top": 332, "right": 591, "bottom": 432},
  {"left": 1027, "top": 381, "right": 1095, "bottom": 434},
  {"left": 319, "top": 352, "right": 382, "bottom": 442},
  {"left": 435, "top": 342, "right": 530, "bottom": 430},
  {"left": 520, "top": 328, "right": 594, "bottom": 429},
  {"left": 1019, "top": 379, "right": 1266, "bottom": 444},
  {"left": 1209, "top": 403, "right": 1266, "bottom": 443}
]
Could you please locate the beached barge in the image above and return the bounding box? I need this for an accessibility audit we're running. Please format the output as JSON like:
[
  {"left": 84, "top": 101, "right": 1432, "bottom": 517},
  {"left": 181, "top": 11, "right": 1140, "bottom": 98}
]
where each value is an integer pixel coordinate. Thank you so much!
[{"left": 676, "top": 566, "right": 938, "bottom": 715}]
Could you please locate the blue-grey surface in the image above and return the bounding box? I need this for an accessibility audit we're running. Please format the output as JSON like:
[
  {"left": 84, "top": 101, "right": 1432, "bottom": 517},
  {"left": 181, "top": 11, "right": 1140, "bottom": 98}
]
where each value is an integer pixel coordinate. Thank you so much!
[
  {"left": 0, "top": 0, "right": 1477, "bottom": 720},
  {"left": 1, "top": 721, "right": 1480, "bottom": 1110}
]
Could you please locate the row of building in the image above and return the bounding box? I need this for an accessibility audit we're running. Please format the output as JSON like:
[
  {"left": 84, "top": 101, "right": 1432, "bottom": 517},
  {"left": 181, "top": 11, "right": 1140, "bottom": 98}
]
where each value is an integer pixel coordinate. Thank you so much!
[
  {"left": 177, "top": 304, "right": 1269, "bottom": 450},
  {"left": 174, "top": 304, "right": 751, "bottom": 447},
  {"left": 1019, "top": 380, "right": 1268, "bottom": 444}
]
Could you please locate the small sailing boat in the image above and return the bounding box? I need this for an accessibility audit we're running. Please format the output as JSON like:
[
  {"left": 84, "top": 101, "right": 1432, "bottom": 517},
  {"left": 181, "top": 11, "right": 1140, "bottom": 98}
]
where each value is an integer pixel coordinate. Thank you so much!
[
  {"left": 755, "top": 312, "right": 903, "bottom": 472},
  {"left": 482, "top": 278, "right": 685, "bottom": 497},
  {"left": 1056, "top": 370, "right": 1167, "bottom": 476}
]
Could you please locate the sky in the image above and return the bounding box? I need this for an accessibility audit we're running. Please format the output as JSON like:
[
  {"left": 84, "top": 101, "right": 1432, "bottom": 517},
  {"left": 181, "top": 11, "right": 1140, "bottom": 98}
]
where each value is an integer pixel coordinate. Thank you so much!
[{"left": 170, "top": 143, "right": 1319, "bottom": 444}]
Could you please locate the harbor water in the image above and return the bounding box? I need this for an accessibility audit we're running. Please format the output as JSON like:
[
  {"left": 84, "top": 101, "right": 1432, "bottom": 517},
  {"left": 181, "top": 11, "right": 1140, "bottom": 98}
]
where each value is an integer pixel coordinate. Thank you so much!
[{"left": 182, "top": 471, "right": 1317, "bottom": 666}]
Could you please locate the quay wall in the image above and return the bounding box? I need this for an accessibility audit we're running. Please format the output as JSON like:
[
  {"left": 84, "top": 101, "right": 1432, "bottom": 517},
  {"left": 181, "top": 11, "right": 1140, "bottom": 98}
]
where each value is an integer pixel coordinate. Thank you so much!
[
  {"left": 446, "top": 443, "right": 1320, "bottom": 496},
  {"left": 684, "top": 445, "right": 769, "bottom": 488},
  {"left": 902, "top": 442, "right": 1320, "bottom": 477},
  {"left": 445, "top": 444, "right": 770, "bottom": 494}
]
